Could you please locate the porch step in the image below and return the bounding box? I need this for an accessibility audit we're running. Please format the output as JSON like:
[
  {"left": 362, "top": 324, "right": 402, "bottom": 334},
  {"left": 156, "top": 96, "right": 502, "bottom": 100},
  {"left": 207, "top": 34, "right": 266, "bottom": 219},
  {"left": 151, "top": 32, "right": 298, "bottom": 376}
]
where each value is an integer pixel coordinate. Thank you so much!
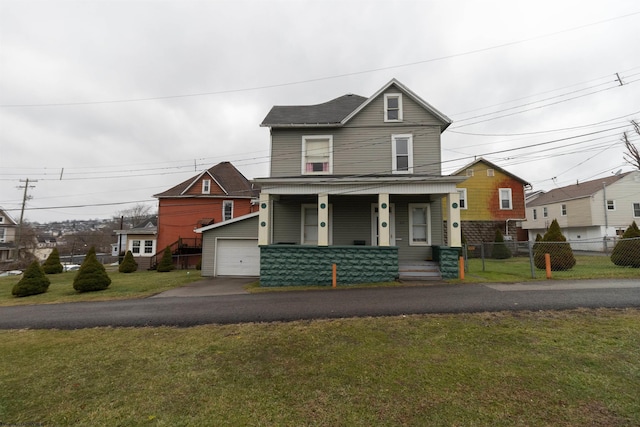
[{"left": 399, "top": 261, "right": 442, "bottom": 281}]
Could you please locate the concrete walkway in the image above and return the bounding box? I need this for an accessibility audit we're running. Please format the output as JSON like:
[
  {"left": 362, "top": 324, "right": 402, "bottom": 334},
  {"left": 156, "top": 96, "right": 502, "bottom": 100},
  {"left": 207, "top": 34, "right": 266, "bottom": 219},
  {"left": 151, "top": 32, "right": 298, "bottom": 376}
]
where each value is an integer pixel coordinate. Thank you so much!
[{"left": 150, "top": 276, "right": 256, "bottom": 297}]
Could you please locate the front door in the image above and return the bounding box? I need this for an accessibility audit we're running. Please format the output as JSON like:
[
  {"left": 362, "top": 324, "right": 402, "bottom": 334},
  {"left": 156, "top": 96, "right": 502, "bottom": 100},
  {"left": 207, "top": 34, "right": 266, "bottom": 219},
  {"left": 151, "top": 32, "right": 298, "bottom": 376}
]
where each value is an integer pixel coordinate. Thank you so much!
[{"left": 371, "top": 204, "right": 396, "bottom": 246}]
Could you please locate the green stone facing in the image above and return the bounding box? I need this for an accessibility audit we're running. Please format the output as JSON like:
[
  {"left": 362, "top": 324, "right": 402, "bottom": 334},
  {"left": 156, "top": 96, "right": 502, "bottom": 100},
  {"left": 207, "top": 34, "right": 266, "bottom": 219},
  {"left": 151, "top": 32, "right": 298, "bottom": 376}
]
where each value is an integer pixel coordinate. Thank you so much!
[
  {"left": 260, "top": 246, "right": 399, "bottom": 287},
  {"left": 439, "top": 246, "right": 461, "bottom": 279}
]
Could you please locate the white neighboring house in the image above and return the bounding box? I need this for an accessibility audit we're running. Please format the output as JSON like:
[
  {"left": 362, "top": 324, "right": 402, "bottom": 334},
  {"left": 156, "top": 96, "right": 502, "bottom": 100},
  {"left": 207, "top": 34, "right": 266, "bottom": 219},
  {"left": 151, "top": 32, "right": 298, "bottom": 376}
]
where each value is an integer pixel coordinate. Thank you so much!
[
  {"left": 0, "top": 207, "right": 18, "bottom": 265},
  {"left": 522, "top": 171, "right": 640, "bottom": 249},
  {"left": 113, "top": 217, "right": 157, "bottom": 270}
]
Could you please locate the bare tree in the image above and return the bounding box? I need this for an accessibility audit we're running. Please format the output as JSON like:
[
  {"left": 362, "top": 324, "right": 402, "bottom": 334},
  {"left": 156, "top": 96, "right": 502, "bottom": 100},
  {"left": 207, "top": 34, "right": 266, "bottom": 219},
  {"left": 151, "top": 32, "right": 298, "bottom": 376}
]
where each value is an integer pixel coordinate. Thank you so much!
[
  {"left": 115, "top": 203, "right": 156, "bottom": 228},
  {"left": 622, "top": 120, "right": 640, "bottom": 170}
]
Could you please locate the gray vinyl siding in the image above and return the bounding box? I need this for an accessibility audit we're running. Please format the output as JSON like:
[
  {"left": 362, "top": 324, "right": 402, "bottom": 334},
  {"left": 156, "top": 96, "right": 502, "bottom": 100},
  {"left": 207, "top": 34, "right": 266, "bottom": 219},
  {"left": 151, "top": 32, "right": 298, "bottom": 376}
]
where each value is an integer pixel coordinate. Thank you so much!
[
  {"left": 201, "top": 216, "right": 259, "bottom": 276},
  {"left": 269, "top": 86, "right": 443, "bottom": 177}
]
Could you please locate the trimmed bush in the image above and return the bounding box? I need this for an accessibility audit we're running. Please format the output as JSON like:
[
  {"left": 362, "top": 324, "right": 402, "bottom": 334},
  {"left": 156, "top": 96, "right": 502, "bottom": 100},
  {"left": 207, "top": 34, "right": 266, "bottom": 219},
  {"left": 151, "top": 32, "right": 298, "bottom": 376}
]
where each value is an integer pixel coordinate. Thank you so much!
[
  {"left": 12, "top": 260, "right": 51, "bottom": 297},
  {"left": 157, "top": 246, "right": 175, "bottom": 272},
  {"left": 118, "top": 250, "right": 138, "bottom": 273},
  {"left": 73, "top": 246, "right": 111, "bottom": 292},
  {"left": 611, "top": 221, "right": 640, "bottom": 268},
  {"left": 42, "top": 248, "right": 64, "bottom": 274},
  {"left": 492, "top": 229, "right": 512, "bottom": 259},
  {"left": 534, "top": 219, "right": 576, "bottom": 271}
]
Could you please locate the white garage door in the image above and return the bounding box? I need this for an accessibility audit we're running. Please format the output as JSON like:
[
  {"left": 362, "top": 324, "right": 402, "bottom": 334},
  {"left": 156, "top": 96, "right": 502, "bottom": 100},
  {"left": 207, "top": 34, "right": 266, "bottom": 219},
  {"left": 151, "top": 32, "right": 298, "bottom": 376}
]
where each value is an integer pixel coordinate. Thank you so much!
[{"left": 216, "top": 239, "right": 260, "bottom": 276}]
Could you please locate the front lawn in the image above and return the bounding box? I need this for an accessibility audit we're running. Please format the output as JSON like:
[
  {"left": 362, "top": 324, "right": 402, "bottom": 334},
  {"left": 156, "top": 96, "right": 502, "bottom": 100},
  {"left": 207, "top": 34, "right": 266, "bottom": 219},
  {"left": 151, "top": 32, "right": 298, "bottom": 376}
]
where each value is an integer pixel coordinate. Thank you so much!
[
  {"left": 0, "top": 269, "right": 202, "bottom": 307},
  {"left": 1, "top": 309, "right": 638, "bottom": 426}
]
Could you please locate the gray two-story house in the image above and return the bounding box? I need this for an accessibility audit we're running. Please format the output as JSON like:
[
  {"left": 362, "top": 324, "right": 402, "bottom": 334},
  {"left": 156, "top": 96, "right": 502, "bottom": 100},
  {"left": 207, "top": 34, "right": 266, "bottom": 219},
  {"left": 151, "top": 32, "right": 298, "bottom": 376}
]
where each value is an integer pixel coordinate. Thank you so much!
[{"left": 198, "top": 79, "right": 465, "bottom": 285}]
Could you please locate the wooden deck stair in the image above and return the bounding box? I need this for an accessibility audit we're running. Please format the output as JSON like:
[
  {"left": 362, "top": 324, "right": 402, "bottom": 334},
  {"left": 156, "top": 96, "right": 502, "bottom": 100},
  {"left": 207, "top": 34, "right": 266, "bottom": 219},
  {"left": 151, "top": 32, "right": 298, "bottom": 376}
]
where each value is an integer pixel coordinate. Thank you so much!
[{"left": 399, "top": 261, "right": 442, "bottom": 281}]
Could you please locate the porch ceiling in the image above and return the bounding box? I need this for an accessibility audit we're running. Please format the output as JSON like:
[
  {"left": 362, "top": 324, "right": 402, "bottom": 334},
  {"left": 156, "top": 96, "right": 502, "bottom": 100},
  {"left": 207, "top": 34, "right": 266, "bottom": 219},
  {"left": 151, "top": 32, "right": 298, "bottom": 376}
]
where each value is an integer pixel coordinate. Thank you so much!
[{"left": 253, "top": 175, "right": 466, "bottom": 196}]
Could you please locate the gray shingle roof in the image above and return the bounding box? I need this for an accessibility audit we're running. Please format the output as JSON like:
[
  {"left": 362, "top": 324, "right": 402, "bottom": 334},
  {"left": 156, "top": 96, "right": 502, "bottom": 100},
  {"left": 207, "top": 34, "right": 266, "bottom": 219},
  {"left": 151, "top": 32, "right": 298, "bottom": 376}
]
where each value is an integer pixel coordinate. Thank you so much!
[
  {"left": 261, "top": 94, "right": 367, "bottom": 126},
  {"left": 528, "top": 172, "right": 631, "bottom": 207}
]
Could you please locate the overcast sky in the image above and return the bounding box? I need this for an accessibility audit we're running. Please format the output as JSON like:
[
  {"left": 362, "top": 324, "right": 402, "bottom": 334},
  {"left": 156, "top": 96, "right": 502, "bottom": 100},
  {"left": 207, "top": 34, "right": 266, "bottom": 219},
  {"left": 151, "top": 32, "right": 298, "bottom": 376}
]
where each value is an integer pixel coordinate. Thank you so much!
[{"left": 1, "top": 0, "right": 639, "bottom": 224}]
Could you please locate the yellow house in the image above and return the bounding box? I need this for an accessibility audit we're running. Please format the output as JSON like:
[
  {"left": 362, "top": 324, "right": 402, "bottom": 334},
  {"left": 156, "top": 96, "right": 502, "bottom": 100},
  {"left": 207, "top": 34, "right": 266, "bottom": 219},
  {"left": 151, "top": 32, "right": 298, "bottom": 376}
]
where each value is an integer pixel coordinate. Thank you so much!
[{"left": 444, "top": 158, "right": 531, "bottom": 243}]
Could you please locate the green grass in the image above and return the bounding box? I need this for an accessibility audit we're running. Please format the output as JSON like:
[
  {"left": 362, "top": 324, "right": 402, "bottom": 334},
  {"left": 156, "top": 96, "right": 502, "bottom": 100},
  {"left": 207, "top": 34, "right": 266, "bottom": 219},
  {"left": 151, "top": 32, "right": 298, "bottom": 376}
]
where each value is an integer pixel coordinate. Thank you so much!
[
  {"left": 1, "top": 309, "right": 639, "bottom": 426},
  {"left": 461, "top": 255, "right": 640, "bottom": 283},
  {"left": 0, "top": 268, "right": 202, "bottom": 307}
]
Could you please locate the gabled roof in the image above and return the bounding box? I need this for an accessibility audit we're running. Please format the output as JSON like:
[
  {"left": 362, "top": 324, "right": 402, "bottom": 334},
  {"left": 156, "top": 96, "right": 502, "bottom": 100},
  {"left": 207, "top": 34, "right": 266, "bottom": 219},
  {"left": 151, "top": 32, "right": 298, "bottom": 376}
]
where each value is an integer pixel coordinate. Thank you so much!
[
  {"left": 528, "top": 172, "right": 633, "bottom": 207},
  {"left": 154, "top": 162, "right": 259, "bottom": 199},
  {"left": 0, "top": 207, "right": 18, "bottom": 226},
  {"left": 194, "top": 212, "right": 259, "bottom": 233},
  {"left": 451, "top": 158, "right": 531, "bottom": 187},
  {"left": 260, "top": 78, "right": 451, "bottom": 131}
]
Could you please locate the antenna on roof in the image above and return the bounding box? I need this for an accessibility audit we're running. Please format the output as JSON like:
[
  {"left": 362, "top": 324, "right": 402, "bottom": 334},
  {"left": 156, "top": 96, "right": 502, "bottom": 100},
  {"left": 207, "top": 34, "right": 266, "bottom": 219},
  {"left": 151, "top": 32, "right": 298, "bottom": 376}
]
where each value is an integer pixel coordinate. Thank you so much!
[{"left": 614, "top": 169, "right": 622, "bottom": 175}]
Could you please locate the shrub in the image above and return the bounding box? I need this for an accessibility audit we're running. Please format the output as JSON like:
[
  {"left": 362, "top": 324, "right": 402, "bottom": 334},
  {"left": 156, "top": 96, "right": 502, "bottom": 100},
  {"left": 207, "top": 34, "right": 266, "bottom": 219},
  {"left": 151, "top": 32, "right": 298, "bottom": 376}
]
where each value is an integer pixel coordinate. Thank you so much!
[
  {"left": 42, "top": 248, "right": 64, "bottom": 274},
  {"left": 157, "top": 246, "right": 175, "bottom": 272},
  {"left": 534, "top": 219, "right": 576, "bottom": 271},
  {"left": 610, "top": 221, "right": 640, "bottom": 268},
  {"left": 73, "top": 246, "right": 111, "bottom": 292},
  {"left": 492, "top": 229, "right": 512, "bottom": 259},
  {"left": 12, "top": 260, "right": 51, "bottom": 297},
  {"left": 118, "top": 250, "right": 138, "bottom": 273}
]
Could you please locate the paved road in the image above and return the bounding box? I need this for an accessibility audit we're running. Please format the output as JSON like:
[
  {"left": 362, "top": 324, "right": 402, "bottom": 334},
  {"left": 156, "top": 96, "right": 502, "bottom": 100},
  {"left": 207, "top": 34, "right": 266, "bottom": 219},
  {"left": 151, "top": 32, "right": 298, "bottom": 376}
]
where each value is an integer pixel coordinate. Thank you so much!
[{"left": 1, "top": 278, "right": 639, "bottom": 329}]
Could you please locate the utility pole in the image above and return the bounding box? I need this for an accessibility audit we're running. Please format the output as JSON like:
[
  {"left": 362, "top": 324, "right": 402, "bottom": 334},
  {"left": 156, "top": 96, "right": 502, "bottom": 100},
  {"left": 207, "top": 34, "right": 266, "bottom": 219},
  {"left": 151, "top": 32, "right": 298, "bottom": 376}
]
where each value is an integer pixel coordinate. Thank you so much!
[{"left": 15, "top": 178, "right": 37, "bottom": 259}]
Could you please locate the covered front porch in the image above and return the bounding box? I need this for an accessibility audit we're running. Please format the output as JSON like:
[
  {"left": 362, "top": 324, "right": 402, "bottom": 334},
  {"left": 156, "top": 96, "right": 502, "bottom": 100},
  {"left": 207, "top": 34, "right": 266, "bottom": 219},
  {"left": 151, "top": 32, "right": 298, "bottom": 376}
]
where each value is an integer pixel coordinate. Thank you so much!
[{"left": 253, "top": 176, "right": 465, "bottom": 286}]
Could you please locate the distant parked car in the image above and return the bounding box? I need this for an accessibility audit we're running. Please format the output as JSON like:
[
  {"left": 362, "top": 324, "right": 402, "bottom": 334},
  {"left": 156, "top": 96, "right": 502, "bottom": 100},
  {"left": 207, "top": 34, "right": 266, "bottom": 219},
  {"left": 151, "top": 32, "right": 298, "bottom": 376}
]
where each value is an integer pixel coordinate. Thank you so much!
[
  {"left": 0, "top": 270, "right": 23, "bottom": 277},
  {"left": 63, "top": 264, "right": 81, "bottom": 272}
]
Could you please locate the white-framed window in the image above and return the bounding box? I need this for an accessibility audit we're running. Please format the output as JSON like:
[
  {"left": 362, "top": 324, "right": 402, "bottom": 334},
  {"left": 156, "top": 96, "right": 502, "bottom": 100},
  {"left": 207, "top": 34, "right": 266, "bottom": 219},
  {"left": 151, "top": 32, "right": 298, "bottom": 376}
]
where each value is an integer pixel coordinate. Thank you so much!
[
  {"left": 633, "top": 202, "right": 640, "bottom": 217},
  {"left": 533, "top": 209, "right": 537, "bottom": 220},
  {"left": 457, "top": 188, "right": 467, "bottom": 210},
  {"left": 543, "top": 207, "right": 548, "bottom": 218},
  {"left": 202, "top": 179, "right": 211, "bottom": 194},
  {"left": 561, "top": 204, "right": 567, "bottom": 216},
  {"left": 409, "top": 203, "right": 431, "bottom": 246},
  {"left": 132, "top": 240, "right": 141, "bottom": 254},
  {"left": 607, "top": 200, "right": 615, "bottom": 210},
  {"left": 0, "top": 216, "right": 4, "bottom": 223},
  {"left": 0, "top": 227, "right": 5, "bottom": 243},
  {"left": 466, "top": 168, "right": 474, "bottom": 177},
  {"left": 301, "top": 204, "right": 332, "bottom": 245},
  {"left": 487, "top": 169, "right": 495, "bottom": 177},
  {"left": 499, "top": 188, "right": 512, "bottom": 210},
  {"left": 384, "top": 93, "right": 403, "bottom": 122},
  {"left": 223, "top": 200, "right": 234, "bottom": 221},
  {"left": 302, "top": 135, "right": 333, "bottom": 174},
  {"left": 391, "top": 134, "right": 413, "bottom": 174},
  {"left": 144, "top": 240, "right": 154, "bottom": 254}
]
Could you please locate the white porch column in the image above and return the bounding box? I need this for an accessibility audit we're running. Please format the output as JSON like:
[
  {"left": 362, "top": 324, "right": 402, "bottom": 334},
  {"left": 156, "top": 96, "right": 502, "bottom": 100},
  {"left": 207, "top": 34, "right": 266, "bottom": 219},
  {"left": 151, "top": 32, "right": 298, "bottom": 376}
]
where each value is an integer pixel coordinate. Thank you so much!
[
  {"left": 378, "top": 193, "right": 391, "bottom": 246},
  {"left": 258, "top": 192, "right": 271, "bottom": 246},
  {"left": 318, "top": 193, "right": 329, "bottom": 246},
  {"left": 447, "top": 192, "right": 462, "bottom": 247}
]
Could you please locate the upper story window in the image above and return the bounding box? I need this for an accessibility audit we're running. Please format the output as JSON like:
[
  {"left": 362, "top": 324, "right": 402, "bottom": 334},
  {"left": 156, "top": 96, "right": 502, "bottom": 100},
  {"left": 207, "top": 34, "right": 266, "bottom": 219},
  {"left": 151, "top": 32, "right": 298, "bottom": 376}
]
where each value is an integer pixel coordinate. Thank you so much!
[
  {"left": 457, "top": 188, "right": 467, "bottom": 209},
  {"left": 223, "top": 200, "right": 234, "bottom": 221},
  {"left": 607, "top": 200, "right": 615, "bottom": 210},
  {"left": 633, "top": 202, "right": 640, "bottom": 217},
  {"left": 543, "top": 207, "right": 548, "bottom": 217},
  {"left": 499, "top": 188, "right": 512, "bottom": 210},
  {"left": 302, "top": 136, "right": 333, "bottom": 174},
  {"left": 0, "top": 217, "right": 4, "bottom": 223},
  {"left": 466, "top": 169, "right": 474, "bottom": 177},
  {"left": 384, "top": 93, "right": 403, "bottom": 122},
  {"left": 487, "top": 169, "right": 495, "bottom": 177},
  {"left": 0, "top": 227, "right": 5, "bottom": 242},
  {"left": 202, "top": 179, "right": 211, "bottom": 194},
  {"left": 391, "top": 134, "right": 413, "bottom": 174},
  {"left": 533, "top": 208, "right": 537, "bottom": 220},
  {"left": 561, "top": 204, "right": 567, "bottom": 216}
]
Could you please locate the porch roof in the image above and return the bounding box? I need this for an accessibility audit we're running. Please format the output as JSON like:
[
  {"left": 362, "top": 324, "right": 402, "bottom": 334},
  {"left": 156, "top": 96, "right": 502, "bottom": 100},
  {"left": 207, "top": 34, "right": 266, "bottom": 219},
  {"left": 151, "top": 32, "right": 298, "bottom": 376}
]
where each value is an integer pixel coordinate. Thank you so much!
[{"left": 253, "top": 175, "right": 467, "bottom": 196}]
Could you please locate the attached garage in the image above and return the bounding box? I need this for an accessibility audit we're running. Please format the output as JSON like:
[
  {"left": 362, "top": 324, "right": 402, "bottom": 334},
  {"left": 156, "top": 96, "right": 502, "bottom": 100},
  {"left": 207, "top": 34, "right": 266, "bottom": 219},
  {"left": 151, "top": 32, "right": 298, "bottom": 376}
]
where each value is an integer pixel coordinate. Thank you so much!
[
  {"left": 196, "top": 212, "right": 260, "bottom": 277},
  {"left": 215, "top": 238, "right": 260, "bottom": 276}
]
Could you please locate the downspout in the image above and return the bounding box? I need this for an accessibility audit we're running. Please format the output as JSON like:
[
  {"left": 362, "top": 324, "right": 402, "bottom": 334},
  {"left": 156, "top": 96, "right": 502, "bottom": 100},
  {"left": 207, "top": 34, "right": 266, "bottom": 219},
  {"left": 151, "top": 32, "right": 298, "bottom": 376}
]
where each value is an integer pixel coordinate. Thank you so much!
[{"left": 602, "top": 183, "right": 608, "bottom": 235}]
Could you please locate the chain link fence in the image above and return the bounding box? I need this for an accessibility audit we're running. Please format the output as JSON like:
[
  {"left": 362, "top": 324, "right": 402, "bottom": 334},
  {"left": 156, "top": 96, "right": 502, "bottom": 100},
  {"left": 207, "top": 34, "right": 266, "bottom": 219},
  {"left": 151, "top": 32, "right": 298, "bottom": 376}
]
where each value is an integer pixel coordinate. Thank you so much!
[{"left": 463, "top": 237, "right": 640, "bottom": 279}]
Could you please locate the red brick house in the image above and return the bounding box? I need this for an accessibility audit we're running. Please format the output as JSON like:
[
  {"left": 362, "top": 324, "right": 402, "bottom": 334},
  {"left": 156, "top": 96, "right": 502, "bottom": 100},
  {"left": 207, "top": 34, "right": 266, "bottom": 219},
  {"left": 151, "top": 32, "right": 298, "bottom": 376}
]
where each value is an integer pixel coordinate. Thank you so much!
[{"left": 153, "top": 162, "right": 259, "bottom": 268}]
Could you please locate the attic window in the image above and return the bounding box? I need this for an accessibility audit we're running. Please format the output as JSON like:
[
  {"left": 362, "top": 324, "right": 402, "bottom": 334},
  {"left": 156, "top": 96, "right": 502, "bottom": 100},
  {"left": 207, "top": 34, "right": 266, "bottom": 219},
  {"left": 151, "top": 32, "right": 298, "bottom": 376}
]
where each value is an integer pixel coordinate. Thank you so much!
[
  {"left": 466, "top": 169, "right": 474, "bottom": 177},
  {"left": 302, "top": 136, "right": 333, "bottom": 174},
  {"left": 487, "top": 169, "right": 495, "bottom": 177},
  {"left": 202, "top": 179, "right": 211, "bottom": 194},
  {"left": 384, "top": 93, "right": 403, "bottom": 122}
]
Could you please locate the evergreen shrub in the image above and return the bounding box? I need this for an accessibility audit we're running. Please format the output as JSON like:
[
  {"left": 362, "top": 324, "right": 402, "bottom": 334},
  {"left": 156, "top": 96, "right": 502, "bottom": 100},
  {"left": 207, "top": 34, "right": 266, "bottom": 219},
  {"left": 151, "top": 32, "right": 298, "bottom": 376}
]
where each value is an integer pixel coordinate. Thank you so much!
[
  {"left": 12, "top": 260, "right": 51, "bottom": 297},
  {"left": 73, "top": 246, "right": 111, "bottom": 292},
  {"left": 492, "top": 229, "right": 512, "bottom": 259},
  {"left": 118, "top": 250, "right": 138, "bottom": 273},
  {"left": 157, "top": 246, "right": 175, "bottom": 272},
  {"left": 611, "top": 221, "right": 640, "bottom": 268},
  {"left": 534, "top": 219, "right": 576, "bottom": 271},
  {"left": 42, "top": 248, "right": 64, "bottom": 274}
]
